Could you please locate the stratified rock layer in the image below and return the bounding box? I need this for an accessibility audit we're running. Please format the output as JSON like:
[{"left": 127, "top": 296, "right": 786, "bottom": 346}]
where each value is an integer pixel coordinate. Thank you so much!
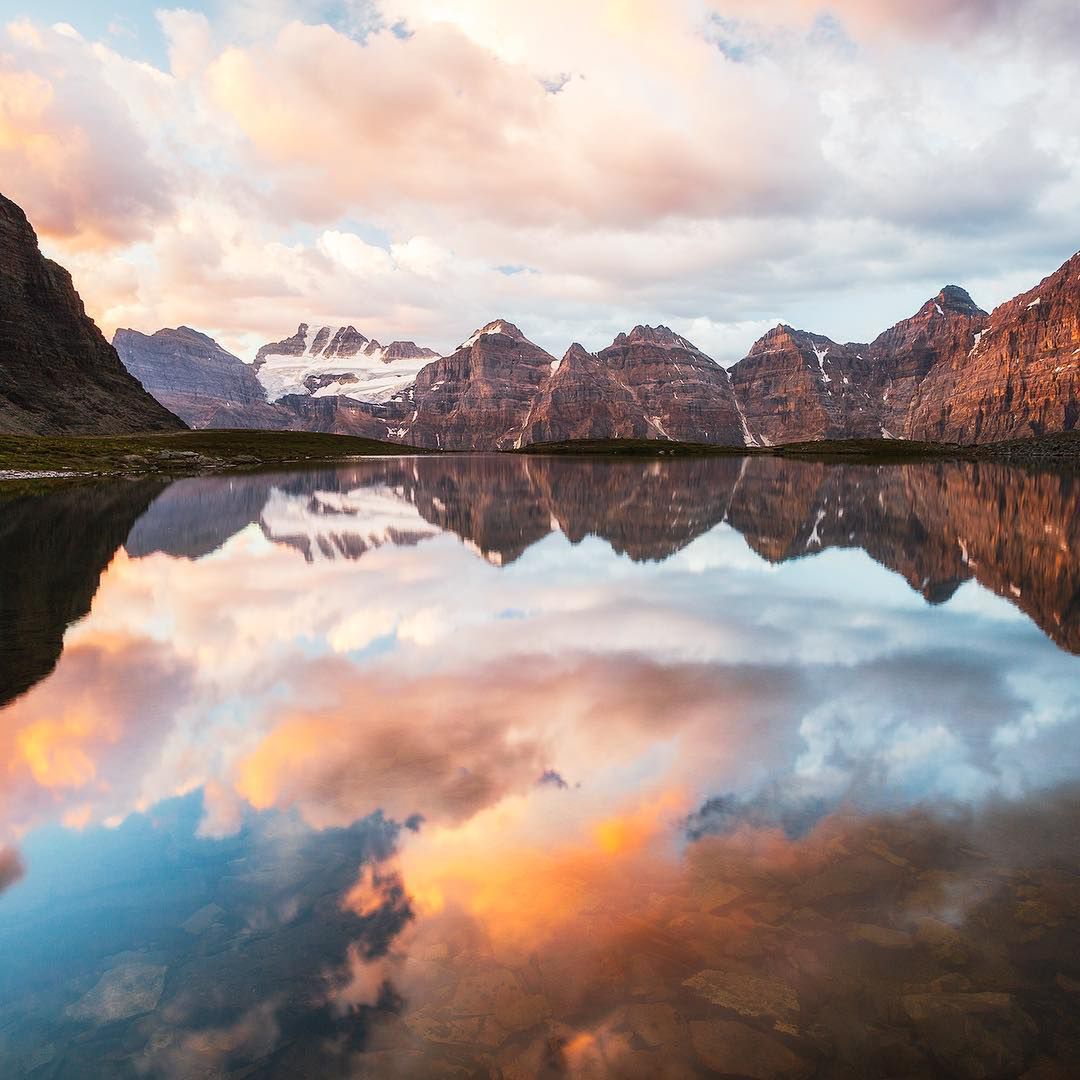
[
  {"left": 729, "top": 326, "right": 879, "bottom": 444},
  {"left": 392, "top": 321, "right": 558, "bottom": 450},
  {"left": 907, "top": 260, "right": 1080, "bottom": 442},
  {"left": 114, "top": 326, "right": 267, "bottom": 427},
  {"left": 109, "top": 251, "right": 1080, "bottom": 449},
  {"left": 0, "top": 193, "right": 184, "bottom": 435},
  {"left": 570, "top": 325, "right": 747, "bottom": 446}
]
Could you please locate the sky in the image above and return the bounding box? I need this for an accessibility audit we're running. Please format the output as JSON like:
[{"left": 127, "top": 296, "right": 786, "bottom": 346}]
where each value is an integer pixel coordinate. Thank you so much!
[{"left": 1, "top": 0, "right": 1079, "bottom": 362}]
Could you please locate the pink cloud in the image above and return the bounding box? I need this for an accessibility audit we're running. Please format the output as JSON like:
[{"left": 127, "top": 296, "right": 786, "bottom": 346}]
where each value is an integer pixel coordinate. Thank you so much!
[
  {"left": 0, "top": 22, "right": 173, "bottom": 248},
  {"left": 206, "top": 19, "right": 826, "bottom": 229},
  {"left": 709, "top": 0, "right": 1015, "bottom": 38}
]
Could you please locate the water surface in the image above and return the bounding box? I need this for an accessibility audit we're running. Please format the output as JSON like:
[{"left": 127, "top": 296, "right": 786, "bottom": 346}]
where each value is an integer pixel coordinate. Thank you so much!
[{"left": 1, "top": 455, "right": 1078, "bottom": 1078}]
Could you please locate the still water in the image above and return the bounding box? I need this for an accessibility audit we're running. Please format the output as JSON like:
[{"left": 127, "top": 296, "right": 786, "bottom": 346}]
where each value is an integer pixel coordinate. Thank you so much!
[{"left": 0, "top": 455, "right": 1078, "bottom": 1078}]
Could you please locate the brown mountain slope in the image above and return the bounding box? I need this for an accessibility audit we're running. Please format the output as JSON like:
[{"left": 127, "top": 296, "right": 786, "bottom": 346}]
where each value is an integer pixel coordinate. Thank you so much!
[
  {"left": 0, "top": 193, "right": 184, "bottom": 435},
  {"left": 907, "top": 256, "right": 1080, "bottom": 442}
]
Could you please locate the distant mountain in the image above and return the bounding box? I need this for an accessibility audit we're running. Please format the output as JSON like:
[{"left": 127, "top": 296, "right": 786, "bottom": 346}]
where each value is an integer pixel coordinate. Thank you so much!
[
  {"left": 116, "top": 250, "right": 1079, "bottom": 450},
  {"left": 906, "top": 261, "right": 1080, "bottom": 442},
  {"left": 0, "top": 193, "right": 184, "bottom": 435},
  {"left": 114, "top": 326, "right": 267, "bottom": 427},
  {"left": 728, "top": 287, "right": 990, "bottom": 444},
  {"left": 522, "top": 326, "right": 747, "bottom": 446},
  {"left": 252, "top": 323, "right": 438, "bottom": 403},
  {"left": 390, "top": 320, "right": 557, "bottom": 450}
]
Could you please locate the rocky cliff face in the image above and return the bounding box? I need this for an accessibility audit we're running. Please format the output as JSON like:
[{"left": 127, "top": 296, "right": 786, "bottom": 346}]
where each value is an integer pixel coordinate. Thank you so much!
[
  {"left": 728, "top": 271, "right": 1076, "bottom": 447},
  {"left": 114, "top": 249, "right": 1079, "bottom": 449},
  {"left": 389, "top": 320, "right": 558, "bottom": 450},
  {"left": 253, "top": 323, "right": 438, "bottom": 403},
  {"left": 729, "top": 326, "right": 880, "bottom": 444},
  {"left": 114, "top": 326, "right": 267, "bottom": 427},
  {"left": 906, "top": 259, "right": 1080, "bottom": 442},
  {"left": 517, "top": 343, "right": 651, "bottom": 445},
  {"left": 456, "top": 324, "right": 749, "bottom": 448},
  {"left": 868, "top": 286, "right": 989, "bottom": 437},
  {"left": 0, "top": 193, "right": 184, "bottom": 435}
]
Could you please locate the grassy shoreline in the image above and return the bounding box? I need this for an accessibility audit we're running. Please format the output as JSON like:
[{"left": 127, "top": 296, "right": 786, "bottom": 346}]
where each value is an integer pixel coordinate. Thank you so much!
[
  {"left": 517, "top": 432, "right": 1080, "bottom": 466},
  {"left": 0, "top": 429, "right": 431, "bottom": 479},
  {"left": 2, "top": 428, "right": 1077, "bottom": 483}
]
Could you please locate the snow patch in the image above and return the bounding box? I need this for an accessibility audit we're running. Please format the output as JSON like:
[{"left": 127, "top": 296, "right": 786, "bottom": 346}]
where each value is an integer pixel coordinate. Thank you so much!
[
  {"left": 811, "top": 344, "right": 831, "bottom": 386},
  {"left": 255, "top": 327, "right": 435, "bottom": 403},
  {"left": 460, "top": 321, "right": 511, "bottom": 350},
  {"left": 1027, "top": 298, "right": 1041, "bottom": 309},
  {"left": 733, "top": 394, "right": 757, "bottom": 447}
]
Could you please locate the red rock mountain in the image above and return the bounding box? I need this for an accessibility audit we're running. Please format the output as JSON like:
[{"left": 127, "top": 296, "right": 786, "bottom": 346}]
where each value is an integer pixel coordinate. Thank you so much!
[
  {"left": 0, "top": 193, "right": 184, "bottom": 435},
  {"left": 728, "top": 286, "right": 993, "bottom": 444},
  {"left": 521, "top": 327, "right": 746, "bottom": 446},
  {"left": 116, "top": 250, "right": 1080, "bottom": 450},
  {"left": 906, "top": 261, "right": 1080, "bottom": 442},
  {"left": 389, "top": 320, "right": 558, "bottom": 450},
  {"left": 728, "top": 326, "right": 879, "bottom": 444}
]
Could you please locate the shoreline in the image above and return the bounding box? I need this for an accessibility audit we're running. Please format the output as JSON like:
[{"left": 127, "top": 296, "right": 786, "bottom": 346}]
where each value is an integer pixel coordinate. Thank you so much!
[{"left": 1, "top": 428, "right": 1077, "bottom": 483}]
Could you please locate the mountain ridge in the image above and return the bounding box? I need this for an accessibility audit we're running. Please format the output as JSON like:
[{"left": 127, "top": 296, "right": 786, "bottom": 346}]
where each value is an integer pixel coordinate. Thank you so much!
[
  {"left": 114, "top": 249, "right": 1080, "bottom": 451},
  {"left": 0, "top": 193, "right": 185, "bottom": 436}
]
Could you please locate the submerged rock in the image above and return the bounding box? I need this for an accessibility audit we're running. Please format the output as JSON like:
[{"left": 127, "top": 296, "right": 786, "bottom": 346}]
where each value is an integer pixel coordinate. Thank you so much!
[{"left": 65, "top": 963, "right": 167, "bottom": 1024}]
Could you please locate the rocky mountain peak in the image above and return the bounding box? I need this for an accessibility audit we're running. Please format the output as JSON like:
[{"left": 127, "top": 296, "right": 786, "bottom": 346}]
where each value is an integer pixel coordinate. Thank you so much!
[
  {"left": 936, "top": 285, "right": 985, "bottom": 316},
  {"left": 750, "top": 324, "right": 828, "bottom": 353},
  {"left": 457, "top": 320, "right": 528, "bottom": 350},
  {"left": 916, "top": 286, "right": 986, "bottom": 320},
  {"left": 562, "top": 342, "right": 594, "bottom": 364},
  {"left": 611, "top": 324, "right": 699, "bottom": 351}
]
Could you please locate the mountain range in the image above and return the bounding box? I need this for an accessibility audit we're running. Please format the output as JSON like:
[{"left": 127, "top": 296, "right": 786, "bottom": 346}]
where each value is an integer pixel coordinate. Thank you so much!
[
  {"left": 0, "top": 189, "right": 1076, "bottom": 448},
  {"left": 114, "top": 263, "right": 1080, "bottom": 450}
]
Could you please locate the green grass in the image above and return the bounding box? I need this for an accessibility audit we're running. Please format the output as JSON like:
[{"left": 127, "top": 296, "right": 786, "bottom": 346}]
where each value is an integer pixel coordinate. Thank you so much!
[
  {"left": 515, "top": 436, "right": 969, "bottom": 462},
  {"left": 516, "top": 433, "right": 1080, "bottom": 466},
  {"left": 3, "top": 428, "right": 1077, "bottom": 481},
  {"left": 0, "top": 429, "right": 428, "bottom": 477},
  {"left": 510, "top": 437, "right": 752, "bottom": 457}
]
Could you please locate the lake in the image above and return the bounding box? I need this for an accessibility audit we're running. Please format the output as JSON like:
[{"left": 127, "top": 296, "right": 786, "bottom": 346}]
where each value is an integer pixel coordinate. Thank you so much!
[{"left": 0, "top": 455, "right": 1078, "bottom": 1078}]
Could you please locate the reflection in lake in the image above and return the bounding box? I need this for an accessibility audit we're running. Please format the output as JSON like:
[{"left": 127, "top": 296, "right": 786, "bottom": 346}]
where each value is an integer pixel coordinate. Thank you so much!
[{"left": 0, "top": 456, "right": 1078, "bottom": 1078}]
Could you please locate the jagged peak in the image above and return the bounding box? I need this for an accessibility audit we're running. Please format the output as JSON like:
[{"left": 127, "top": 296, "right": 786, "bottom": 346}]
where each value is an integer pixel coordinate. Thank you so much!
[
  {"left": 755, "top": 324, "right": 835, "bottom": 349},
  {"left": 608, "top": 324, "right": 701, "bottom": 352},
  {"left": 563, "top": 342, "right": 594, "bottom": 361},
  {"left": 919, "top": 285, "right": 986, "bottom": 319},
  {"left": 457, "top": 319, "right": 527, "bottom": 350}
]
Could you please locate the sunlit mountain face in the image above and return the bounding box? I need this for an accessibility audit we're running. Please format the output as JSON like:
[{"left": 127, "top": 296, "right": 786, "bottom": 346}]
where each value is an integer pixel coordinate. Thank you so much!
[{"left": 1, "top": 457, "right": 1079, "bottom": 1077}]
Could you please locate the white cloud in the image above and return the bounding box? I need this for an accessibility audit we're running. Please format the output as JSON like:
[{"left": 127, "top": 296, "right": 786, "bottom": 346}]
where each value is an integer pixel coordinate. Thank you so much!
[{"left": 1, "top": 0, "right": 1077, "bottom": 356}]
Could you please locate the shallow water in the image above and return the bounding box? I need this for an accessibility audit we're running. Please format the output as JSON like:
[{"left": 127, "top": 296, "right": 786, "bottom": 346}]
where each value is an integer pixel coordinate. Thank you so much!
[{"left": 0, "top": 455, "right": 1078, "bottom": 1078}]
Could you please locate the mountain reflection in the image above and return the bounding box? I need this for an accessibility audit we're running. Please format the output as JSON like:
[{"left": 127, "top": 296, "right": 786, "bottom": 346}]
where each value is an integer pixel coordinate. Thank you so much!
[
  {"left": 1, "top": 457, "right": 1079, "bottom": 1077},
  {"left": 67, "top": 454, "right": 1080, "bottom": 653}
]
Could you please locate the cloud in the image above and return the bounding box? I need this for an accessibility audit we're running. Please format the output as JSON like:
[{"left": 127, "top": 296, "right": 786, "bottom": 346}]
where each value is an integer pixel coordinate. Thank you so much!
[
  {"left": 0, "top": 20, "right": 174, "bottom": 248},
  {"left": 1, "top": 1, "right": 1077, "bottom": 357},
  {"left": 206, "top": 17, "right": 826, "bottom": 230},
  {"left": 0, "top": 631, "right": 193, "bottom": 844}
]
